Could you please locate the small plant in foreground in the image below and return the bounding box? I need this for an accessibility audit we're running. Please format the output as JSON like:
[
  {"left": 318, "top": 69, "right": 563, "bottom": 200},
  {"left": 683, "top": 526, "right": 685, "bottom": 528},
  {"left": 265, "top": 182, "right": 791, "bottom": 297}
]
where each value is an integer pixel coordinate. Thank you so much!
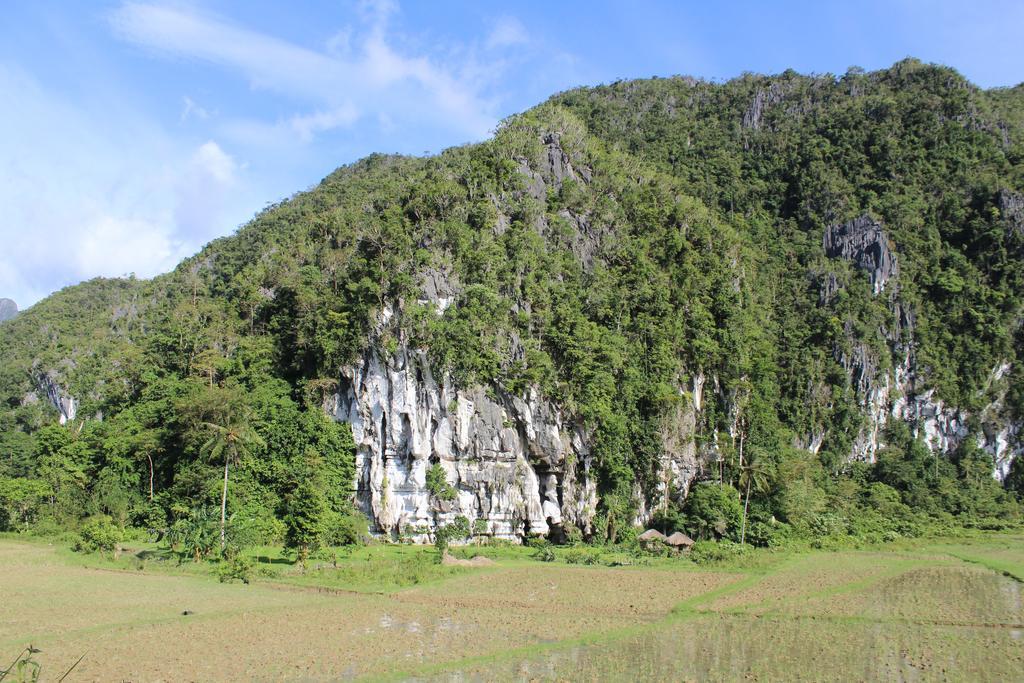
[{"left": 1, "top": 645, "right": 41, "bottom": 682}]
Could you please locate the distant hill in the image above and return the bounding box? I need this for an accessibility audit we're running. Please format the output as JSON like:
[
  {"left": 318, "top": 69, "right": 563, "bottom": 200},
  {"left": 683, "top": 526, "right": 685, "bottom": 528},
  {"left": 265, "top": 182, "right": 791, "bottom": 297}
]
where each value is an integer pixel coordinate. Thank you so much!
[
  {"left": 0, "top": 298, "right": 16, "bottom": 322},
  {"left": 0, "top": 59, "right": 1022, "bottom": 545}
]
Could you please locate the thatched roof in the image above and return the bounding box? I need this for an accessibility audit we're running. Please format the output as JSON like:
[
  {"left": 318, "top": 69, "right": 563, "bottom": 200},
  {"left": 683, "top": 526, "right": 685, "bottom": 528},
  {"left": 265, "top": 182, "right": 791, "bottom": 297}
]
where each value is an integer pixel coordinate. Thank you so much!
[
  {"left": 638, "top": 529, "right": 667, "bottom": 543},
  {"left": 666, "top": 531, "right": 695, "bottom": 547}
]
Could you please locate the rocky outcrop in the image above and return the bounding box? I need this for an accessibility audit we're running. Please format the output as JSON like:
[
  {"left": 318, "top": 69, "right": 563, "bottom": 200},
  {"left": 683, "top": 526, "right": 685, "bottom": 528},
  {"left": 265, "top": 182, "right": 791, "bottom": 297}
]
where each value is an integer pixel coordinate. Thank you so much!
[
  {"left": 658, "top": 373, "right": 704, "bottom": 503},
  {"left": 328, "top": 345, "right": 599, "bottom": 541},
  {"left": 821, "top": 217, "right": 1021, "bottom": 477},
  {"left": 742, "top": 82, "right": 788, "bottom": 131},
  {"left": 36, "top": 372, "right": 77, "bottom": 425},
  {"left": 517, "top": 131, "right": 587, "bottom": 202},
  {"left": 0, "top": 298, "right": 17, "bottom": 322},
  {"left": 976, "top": 362, "right": 1024, "bottom": 479},
  {"left": 418, "top": 267, "right": 459, "bottom": 314},
  {"left": 998, "top": 189, "right": 1024, "bottom": 237},
  {"left": 833, "top": 342, "right": 1020, "bottom": 475},
  {"left": 824, "top": 216, "right": 898, "bottom": 294}
]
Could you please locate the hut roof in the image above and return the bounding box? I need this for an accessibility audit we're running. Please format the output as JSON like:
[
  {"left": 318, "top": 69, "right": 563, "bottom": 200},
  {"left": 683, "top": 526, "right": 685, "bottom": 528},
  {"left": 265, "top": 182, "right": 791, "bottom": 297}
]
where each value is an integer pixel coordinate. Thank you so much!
[
  {"left": 666, "top": 532, "right": 695, "bottom": 547},
  {"left": 638, "top": 529, "right": 667, "bottom": 542}
]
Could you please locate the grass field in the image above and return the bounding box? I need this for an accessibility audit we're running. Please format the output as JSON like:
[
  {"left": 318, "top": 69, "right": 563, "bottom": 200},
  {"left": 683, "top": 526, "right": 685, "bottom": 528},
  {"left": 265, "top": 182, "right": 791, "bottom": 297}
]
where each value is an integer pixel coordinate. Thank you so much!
[{"left": 1, "top": 535, "right": 1022, "bottom": 681}]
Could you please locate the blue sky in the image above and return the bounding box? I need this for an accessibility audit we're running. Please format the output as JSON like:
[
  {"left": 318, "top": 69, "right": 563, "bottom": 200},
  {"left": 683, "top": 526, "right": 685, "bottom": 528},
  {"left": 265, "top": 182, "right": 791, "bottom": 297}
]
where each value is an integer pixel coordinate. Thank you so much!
[{"left": 2, "top": 1, "right": 1022, "bottom": 308}]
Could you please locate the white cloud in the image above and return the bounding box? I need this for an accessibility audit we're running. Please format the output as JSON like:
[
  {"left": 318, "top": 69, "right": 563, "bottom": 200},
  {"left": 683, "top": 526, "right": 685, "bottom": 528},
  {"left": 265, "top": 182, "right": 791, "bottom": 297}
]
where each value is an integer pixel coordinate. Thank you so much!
[
  {"left": 75, "top": 215, "right": 183, "bottom": 279},
  {"left": 173, "top": 141, "right": 243, "bottom": 241},
  {"left": 193, "top": 140, "right": 237, "bottom": 185},
  {"left": 289, "top": 104, "right": 360, "bottom": 142},
  {"left": 0, "top": 3, "right": 547, "bottom": 308},
  {"left": 110, "top": 1, "right": 499, "bottom": 140},
  {"left": 111, "top": 3, "right": 353, "bottom": 101},
  {"left": 325, "top": 28, "right": 353, "bottom": 57},
  {"left": 180, "top": 95, "right": 210, "bottom": 122},
  {"left": 487, "top": 16, "right": 528, "bottom": 50},
  {"left": 0, "top": 63, "right": 252, "bottom": 307}
]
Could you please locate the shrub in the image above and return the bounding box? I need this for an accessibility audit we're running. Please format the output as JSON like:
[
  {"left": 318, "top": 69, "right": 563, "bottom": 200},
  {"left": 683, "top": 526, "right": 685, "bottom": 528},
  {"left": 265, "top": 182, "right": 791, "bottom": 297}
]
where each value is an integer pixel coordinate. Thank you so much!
[
  {"left": 532, "top": 546, "right": 556, "bottom": 562},
  {"left": 166, "top": 508, "right": 220, "bottom": 562},
  {"left": 807, "top": 512, "right": 848, "bottom": 538},
  {"left": 881, "top": 530, "right": 902, "bottom": 543},
  {"left": 688, "top": 540, "right": 752, "bottom": 566},
  {"left": 0, "top": 477, "right": 50, "bottom": 531},
  {"left": 434, "top": 515, "right": 471, "bottom": 556},
  {"left": 563, "top": 545, "right": 603, "bottom": 565},
  {"left": 73, "top": 516, "right": 122, "bottom": 554},
  {"left": 216, "top": 556, "right": 253, "bottom": 584},
  {"left": 810, "top": 534, "right": 860, "bottom": 551},
  {"left": 323, "top": 510, "right": 369, "bottom": 546},
  {"left": 230, "top": 514, "right": 285, "bottom": 547},
  {"left": 745, "top": 520, "right": 791, "bottom": 548},
  {"left": 630, "top": 539, "right": 672, "bottom": 558},
  {"left": 426, "top": 463, "right": 457, "bottom": 501},
  {"left": 562, "top": 522, "right": 583, "bottom": 545},
  {"left": 472, "top": 518, "right": 489, "bottom": 539},
  {"left": 648, "top": 505, "right": 685, "bottom": 535},
  {"left": 563, "top": 546, "right": 585, "bottom": 564},
  {"left": 965, "top": 516, "right": 1017, "bottom": 531}
]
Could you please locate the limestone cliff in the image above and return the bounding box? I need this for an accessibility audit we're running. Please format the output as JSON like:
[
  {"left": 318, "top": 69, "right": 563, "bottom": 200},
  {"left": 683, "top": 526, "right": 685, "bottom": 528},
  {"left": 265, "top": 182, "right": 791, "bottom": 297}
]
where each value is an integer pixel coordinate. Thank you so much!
[
  {"left": 327, "top": 342, "right": 707, "bottom": 540},
  {"left": 822, "top": 215, "right": 1022, "bottom": 476},
  {"left": 328, "top": 345, "right": 597, "bottom": 540}
]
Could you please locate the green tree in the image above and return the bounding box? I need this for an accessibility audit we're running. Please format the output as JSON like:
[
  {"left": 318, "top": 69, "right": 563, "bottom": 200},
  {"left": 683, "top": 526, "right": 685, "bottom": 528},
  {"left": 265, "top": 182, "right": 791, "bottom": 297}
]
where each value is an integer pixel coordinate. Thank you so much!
[
  {"left": 202, "top": 407, "right": 265, "bottom": 549},
  {"left": 283, "top": 481, "right": 327, "bottom": 567},
  {"left": 284, "top": 449, "right": 329, "bottom": 566},
  {"left": 0, "top": 477, "right": 50, "bottom": 530},
  {"left": 1007, "top": 457, "right": 1024, "bottom": 500},
  {"left": 684, "top": 482, "right": 742, "bottom": 540},
  {"left": 738, "top": 459, "right": 770, "bottom": 545}
]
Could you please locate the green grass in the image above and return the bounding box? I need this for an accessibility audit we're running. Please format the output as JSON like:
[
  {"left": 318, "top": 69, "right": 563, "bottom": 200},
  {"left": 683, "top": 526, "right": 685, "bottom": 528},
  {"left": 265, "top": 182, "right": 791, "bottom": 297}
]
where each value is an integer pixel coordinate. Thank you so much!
[
  {"left": 40, "top": 538, "right": 478, "bottom": 593},
  {"left": 4, "top": 532, "right": 1022, "bottom": 680},
  {"left": 266, "top": 545, "right": 473, "bottom": 593},
  {"left": 929, "top": 534, "right": 1024, "bottom": 582}
]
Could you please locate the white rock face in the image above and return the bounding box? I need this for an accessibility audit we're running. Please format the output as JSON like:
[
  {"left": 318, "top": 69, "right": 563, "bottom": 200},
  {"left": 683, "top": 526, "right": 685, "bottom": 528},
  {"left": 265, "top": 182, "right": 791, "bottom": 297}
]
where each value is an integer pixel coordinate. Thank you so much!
[
  {"left": 822, "top": 218, "right": 1021, "bottom": 478},
  {"left": 37, "top": 372, "right": 77, "bottom": 425},
  {"left": 327, "top": 346, "right": 600, "bottom": 541},
  {"left": 848, "top": 352, "right": 1022, "bottom": 480}
]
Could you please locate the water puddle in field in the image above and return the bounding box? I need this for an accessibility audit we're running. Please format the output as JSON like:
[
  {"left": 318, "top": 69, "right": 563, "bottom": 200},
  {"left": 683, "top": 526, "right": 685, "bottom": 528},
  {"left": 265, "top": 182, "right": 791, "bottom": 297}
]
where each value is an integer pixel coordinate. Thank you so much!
[{"left": 415, "top": 570, "right": 1024, "bottom": 682}]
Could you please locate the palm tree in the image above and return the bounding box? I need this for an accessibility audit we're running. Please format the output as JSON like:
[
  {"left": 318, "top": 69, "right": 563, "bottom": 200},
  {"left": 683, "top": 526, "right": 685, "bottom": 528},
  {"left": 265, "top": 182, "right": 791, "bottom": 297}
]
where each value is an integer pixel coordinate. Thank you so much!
[
  {"left": 738, "top": 459, "right": 770, "bottom": 545},
  {"left": 202, "top": 411, "right": 265, "bottom": 549}
]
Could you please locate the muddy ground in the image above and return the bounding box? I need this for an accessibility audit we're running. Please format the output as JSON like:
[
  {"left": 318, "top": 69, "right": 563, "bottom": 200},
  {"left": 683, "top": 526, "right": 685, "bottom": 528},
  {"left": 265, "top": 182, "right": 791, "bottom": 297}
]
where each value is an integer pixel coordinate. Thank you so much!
[{"left": 2, "top": 538, "right": 1022, "bottom": 681}]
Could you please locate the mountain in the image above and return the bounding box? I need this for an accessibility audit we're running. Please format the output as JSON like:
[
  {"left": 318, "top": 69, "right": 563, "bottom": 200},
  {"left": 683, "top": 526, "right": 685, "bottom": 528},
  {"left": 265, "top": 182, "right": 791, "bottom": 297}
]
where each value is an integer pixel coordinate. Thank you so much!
[
  {"left": 1, "top": 59, "right": 1022, "bottom": 544},
  {"left": 0, "top": 298, "right": 16, "bottom": 322}
]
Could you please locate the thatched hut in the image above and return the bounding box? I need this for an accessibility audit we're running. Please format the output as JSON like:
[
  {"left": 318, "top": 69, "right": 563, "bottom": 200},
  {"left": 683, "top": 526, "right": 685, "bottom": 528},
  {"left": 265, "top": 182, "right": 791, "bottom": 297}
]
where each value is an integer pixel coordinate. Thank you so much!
[
  {"left": 666, "top": 532, "right": 695, "bottom": 550},
  {"left": 638, "top": 529, "right": 667, "bottom": 546}
]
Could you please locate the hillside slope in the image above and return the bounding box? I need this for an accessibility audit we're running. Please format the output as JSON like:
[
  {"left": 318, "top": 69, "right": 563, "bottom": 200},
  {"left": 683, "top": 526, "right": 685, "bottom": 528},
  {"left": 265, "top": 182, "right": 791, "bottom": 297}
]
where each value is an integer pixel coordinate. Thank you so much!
[{"left": 1, "top": 59, "right": 1022, "bottom": 543}]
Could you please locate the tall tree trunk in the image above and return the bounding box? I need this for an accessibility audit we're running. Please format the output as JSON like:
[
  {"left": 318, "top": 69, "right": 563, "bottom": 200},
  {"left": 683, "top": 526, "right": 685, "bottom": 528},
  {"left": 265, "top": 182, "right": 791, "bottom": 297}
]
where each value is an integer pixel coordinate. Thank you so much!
[
  {"left": 741, "top": 476, "right": 751, "bottom": 545},
  {"left": 147, "top": 453, "right": 155, "bottom": 502},
  {"left": 738, "top": 428, "right": 745, "bottom": 482},
  {"left": 220, "top": 450, "right": 231, "bottom": 550}
]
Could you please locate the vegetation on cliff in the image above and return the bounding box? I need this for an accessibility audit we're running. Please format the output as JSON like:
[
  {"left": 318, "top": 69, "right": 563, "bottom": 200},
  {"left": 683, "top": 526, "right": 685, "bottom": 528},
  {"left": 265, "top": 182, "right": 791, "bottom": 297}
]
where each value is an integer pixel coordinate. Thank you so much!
[{"left": 1, "top": 59, "right": 1022, "bottom": 553}]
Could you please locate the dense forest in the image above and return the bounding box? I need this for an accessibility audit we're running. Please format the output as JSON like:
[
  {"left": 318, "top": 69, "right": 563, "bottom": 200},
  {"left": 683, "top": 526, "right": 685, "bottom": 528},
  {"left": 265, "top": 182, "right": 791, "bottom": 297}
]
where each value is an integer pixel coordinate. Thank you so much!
[{"left": 1, "top": 59, "right": 1022, "bottom": 559}]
